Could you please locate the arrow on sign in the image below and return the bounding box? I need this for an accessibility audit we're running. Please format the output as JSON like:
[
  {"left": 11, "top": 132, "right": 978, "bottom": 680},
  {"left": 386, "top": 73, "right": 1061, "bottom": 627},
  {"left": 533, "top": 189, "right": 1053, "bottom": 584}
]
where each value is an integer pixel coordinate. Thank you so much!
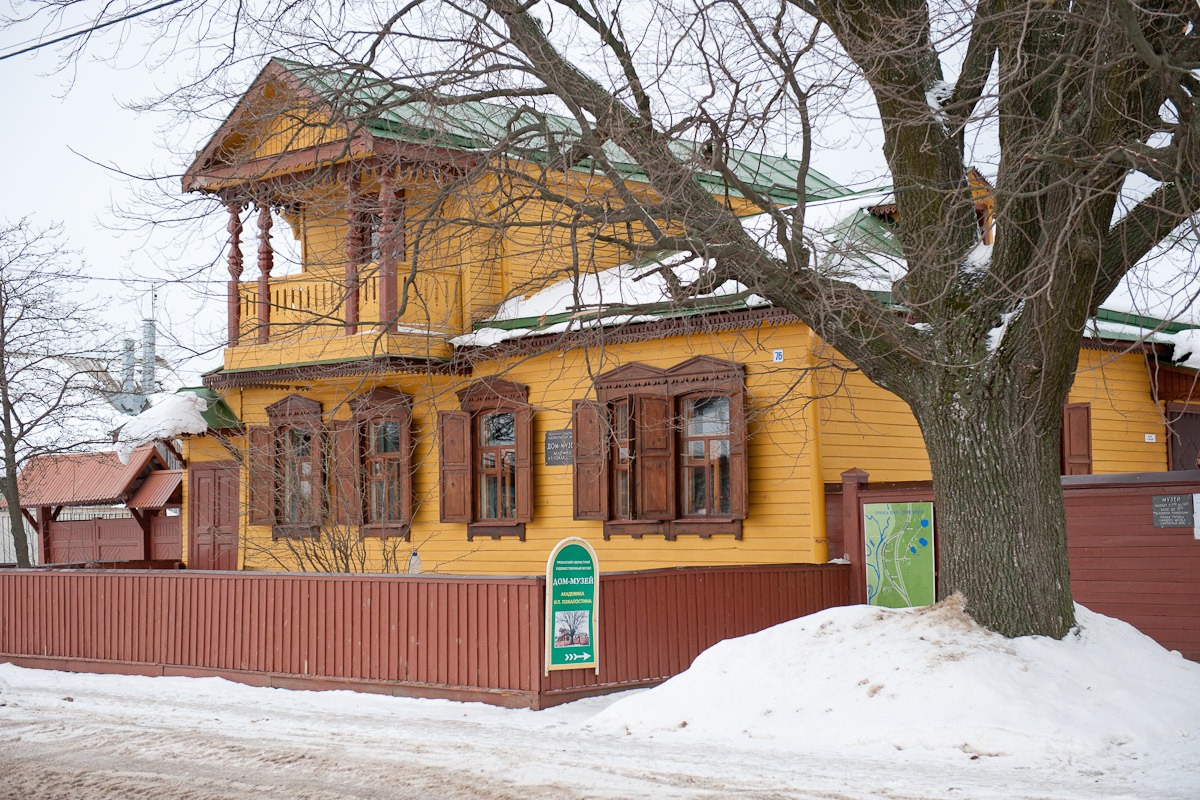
[{"left": 563, "top": 652, "right": 592, "bottom": 661}]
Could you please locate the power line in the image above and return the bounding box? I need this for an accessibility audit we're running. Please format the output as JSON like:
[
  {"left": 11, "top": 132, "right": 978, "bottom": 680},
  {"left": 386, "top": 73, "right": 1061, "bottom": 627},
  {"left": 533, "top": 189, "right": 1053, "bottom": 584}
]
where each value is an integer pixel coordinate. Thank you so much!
[{"left": 0, "top": 0, "right": 187, "bottom": 62}]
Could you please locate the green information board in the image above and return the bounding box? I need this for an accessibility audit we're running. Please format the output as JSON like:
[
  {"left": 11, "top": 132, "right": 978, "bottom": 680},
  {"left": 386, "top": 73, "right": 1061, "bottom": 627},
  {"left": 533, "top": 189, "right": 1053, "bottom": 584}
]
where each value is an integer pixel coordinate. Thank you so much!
[
  {"left": 545, "top": 537, "right": 599, "bottom": 674},
  {"left": 863, "top": 501, "right": 935, "bottom": 608}
]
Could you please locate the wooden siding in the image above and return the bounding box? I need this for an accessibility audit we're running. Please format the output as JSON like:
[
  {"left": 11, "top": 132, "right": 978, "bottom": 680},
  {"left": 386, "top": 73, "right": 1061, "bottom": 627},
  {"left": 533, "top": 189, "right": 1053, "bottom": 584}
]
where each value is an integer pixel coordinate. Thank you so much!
[
  {"left": 0, "top": 563, "right": 850, "bottom": 708},
  {"left": 818, "top": 349, "right": 1168, "bottom": 483},
  {"left": 1068, "top": 349, "right": 1167, "bottom": 473},
  {"left": 1064, "top": 473, "right": 1200, "bottom": 660},
  {"left": 197, "top": 323, "right": 826, "bottom": 577}
]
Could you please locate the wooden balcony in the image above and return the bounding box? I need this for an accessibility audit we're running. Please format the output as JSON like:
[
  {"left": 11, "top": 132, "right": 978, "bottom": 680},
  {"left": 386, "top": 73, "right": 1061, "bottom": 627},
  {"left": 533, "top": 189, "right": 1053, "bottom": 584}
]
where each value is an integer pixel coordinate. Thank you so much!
[{"left": 223, "top": 266, "right": 463, "bottom": 371}]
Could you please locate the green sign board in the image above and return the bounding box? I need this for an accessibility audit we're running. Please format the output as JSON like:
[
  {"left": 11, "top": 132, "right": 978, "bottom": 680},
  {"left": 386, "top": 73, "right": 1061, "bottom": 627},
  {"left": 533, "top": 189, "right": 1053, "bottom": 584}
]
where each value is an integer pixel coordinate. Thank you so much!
[
  {"left": 545, "top": 537, "right": 599, "bottom": 674},
  {"left": 863, "top": 501, "right": 935, "bottom": 608}
]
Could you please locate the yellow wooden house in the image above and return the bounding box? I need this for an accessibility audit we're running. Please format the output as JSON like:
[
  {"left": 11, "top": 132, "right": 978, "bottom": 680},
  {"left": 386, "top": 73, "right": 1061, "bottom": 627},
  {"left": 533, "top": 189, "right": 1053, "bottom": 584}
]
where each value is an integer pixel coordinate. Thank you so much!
[{"left": 178, "top": 59, "right": 1196, "bottom": 576}]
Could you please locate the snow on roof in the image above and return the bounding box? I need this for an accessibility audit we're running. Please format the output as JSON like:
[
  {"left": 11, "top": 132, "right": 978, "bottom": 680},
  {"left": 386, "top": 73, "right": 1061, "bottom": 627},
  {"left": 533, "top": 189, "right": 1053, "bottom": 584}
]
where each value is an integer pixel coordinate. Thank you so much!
[
  {"left": 587, "top": 597, "right": 1200, "bottom": 762},
  {"left": 115, "top": 393, "right": 209, "bottom": 463},
  {"left": 1167, "top": 328, "right": 1200, "bottom": 369},
  {"left": 451, "top": 252, "right": 769, "bottom": 348},
  {"left": 454, "top": 185, "right": 1199, "bottom": 352}
]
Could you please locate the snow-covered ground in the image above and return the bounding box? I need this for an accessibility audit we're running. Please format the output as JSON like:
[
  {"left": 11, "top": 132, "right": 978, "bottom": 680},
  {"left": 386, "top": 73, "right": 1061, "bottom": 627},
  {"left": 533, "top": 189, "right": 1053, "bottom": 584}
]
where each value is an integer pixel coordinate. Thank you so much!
[{"left": 1, "top": 598, "right": 1197, "bottom": 799}]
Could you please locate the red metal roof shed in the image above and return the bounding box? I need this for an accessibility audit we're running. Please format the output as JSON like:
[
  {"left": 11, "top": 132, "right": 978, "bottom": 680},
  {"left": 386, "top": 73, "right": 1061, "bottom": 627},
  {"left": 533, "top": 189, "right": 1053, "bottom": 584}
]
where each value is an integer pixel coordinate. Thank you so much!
[
  {"left": 16, "top": 447, "right": 159, "bottom": 507},
  {"left": 126, "top": 470, "right": 183, "bottom": 509}
]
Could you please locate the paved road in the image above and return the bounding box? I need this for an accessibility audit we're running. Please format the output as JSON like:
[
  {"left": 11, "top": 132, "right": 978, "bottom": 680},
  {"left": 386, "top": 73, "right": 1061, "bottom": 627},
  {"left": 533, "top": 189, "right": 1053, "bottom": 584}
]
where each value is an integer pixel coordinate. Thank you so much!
[{"left": 0, "top": 666, "right": 1187, "bottom": 800}]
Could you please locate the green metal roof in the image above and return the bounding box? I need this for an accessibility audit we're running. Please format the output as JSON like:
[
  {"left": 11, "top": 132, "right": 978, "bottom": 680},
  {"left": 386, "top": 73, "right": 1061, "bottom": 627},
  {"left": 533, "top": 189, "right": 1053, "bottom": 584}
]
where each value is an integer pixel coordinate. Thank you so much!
[
  {"left": 274, "top": 59, "right": 848, "bottom": 205},
  {"left": 178, "top": 387, "right": 241, "bottom": 430}
]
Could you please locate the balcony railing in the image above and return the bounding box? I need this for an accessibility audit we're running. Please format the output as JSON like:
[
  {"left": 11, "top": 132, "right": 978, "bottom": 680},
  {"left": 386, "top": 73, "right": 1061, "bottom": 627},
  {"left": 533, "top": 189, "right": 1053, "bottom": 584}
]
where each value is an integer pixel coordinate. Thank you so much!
[{"left": 224, "top": 266, "right": 462, "bottom": 370}]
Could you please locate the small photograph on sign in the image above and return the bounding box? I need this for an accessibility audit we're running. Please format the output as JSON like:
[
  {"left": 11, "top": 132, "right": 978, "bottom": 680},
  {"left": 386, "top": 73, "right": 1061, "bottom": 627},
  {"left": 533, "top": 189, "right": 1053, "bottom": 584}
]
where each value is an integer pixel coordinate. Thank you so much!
[{"left": 553, "top": 610, "right": 591, "bottom": 647}]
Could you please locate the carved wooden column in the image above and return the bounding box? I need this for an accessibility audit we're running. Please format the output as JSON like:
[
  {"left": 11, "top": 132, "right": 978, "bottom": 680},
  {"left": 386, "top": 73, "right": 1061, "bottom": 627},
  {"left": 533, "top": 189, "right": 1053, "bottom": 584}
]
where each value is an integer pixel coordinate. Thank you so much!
[
  {"left": 225, "top": 201, "right": 245, "bottom": 346},
  {"left": 377, "top": 169, "right": 402, "bottom": 334},
  {"left": 256, "top": 203, "right": 274, "bottom": 344},
  {"left": 343, "top": 168, "right": 362, "bottom": 335}
]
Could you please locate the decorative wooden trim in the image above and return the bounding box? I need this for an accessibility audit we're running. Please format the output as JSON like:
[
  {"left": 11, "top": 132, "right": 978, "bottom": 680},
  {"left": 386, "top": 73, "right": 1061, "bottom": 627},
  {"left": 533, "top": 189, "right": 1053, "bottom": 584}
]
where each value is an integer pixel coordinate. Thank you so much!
[
  {"left": 378, "top": 172, "right": 402, "bottom": 333},
  {"left": 271, "top": 524, "right": 321, "bottom": 540},
  {"left": 360, "top": 523, "right": 411, "bottom": 541},
  {"left": 343, "top": 169, "right": 362, "bottom": 335},
  {"left": 255, "top": 203, "right": 274, "bottom": 344},
  {"left": 265, "top": 394, "right": 322, "bottom": 423},
  {"left": 603, "top": 519, "right": 743, "bottom": 540},
  {"left": 350, "top": 386, "right": 412, "bottom": 418},
  {"left": 456, "top": 376, "right": 529, "bottom": 411},
  {"left": 467, "top": 522, "right": 526, "bottom": 541},
  {"left": 202, "top": 356, "right": 465, "bottom": 389}
]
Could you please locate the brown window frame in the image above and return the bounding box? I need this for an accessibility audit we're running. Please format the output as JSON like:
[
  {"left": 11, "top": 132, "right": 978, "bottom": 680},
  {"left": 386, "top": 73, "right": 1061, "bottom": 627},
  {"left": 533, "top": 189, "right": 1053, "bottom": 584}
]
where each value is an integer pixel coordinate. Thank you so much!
[
  {"left": 347, "top": 388, "right": 414, "bottom": 539},
  {"left": 576, "top": 356, "right": 747, "bottom": 540},
  {"left": 439, "top": 378, "right": 533, "bottom": 541},
  {"left": 250, "top": 394, "right": 324, "bottom": 539}
]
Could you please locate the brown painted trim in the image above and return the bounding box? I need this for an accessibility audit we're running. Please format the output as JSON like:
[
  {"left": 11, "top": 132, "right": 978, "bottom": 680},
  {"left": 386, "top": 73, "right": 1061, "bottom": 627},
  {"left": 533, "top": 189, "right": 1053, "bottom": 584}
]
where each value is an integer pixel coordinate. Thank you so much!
[
  {"left": 1060, "top": 469, "right": 1200, "bottom": 488},
  {"left": 602, "top": 519, "right": 742, "bottom": 540},
  {"left": 824, "top": 478, "right": 935, "bottom": 494},
  {"left": 466, "top": 522, "right": 526, "bottom": 541},
  {"left": 204, "top": 355, "right": 464, "bottom": 388}
]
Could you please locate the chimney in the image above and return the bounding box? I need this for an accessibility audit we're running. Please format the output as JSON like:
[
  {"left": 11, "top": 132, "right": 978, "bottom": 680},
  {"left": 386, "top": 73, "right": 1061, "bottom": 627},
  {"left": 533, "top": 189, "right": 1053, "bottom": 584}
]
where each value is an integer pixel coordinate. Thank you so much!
[
  {"left": 121, "top": 339, "right": 136, "bottom": 392},
  {"left": 141, "top": 318, "right": 156, "bottom": 394}
]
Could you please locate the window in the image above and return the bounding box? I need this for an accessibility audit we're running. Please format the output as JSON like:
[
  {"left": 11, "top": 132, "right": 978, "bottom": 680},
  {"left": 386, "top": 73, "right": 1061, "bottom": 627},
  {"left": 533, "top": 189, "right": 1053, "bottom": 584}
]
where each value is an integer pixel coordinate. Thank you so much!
[
  {"left": 333, "top": 387, "right": 413, "bottom": 538},
  {"left": 439, "top": 378, "right": 533, "bottom": 540},
  {"left": 573, "top": 356, "right": 747, "bottom": 539},
  {"left": 680, "top": 395, "right": 732, "bottom": 517},
  {"left": 249, "top": 395, "right": 324, "bottom": 537}
]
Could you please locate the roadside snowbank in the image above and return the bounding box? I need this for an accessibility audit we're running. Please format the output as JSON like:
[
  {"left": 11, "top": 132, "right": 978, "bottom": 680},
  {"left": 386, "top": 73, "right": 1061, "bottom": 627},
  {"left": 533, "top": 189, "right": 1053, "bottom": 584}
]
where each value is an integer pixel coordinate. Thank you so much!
[{"left": 588, "top": 597, "right": 1200, "bottom": 763}]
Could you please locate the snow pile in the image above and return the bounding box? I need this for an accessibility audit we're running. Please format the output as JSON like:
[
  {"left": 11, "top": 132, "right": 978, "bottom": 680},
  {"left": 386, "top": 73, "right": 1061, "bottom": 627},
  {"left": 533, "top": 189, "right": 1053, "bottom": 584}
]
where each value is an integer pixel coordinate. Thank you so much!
[
  {"left": 1169, "top": 328, "right": 1200, "bottom": 369},
  {"left": 588, "top": 598, "right": 1200, "bottom": 762},
  {"left": 115, "top": 393, "right": 208, "bottom": 463}
]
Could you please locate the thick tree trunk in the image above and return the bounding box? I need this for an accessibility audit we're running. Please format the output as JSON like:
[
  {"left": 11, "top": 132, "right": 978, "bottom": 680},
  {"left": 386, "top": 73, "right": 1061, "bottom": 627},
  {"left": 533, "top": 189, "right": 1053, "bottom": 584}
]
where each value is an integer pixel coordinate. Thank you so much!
[
  {"left": 911, "top": 394, "right": 1075, "bottom": 639},
  {"left": 2, "top": 467, "right": 31, "bottom": 569}
]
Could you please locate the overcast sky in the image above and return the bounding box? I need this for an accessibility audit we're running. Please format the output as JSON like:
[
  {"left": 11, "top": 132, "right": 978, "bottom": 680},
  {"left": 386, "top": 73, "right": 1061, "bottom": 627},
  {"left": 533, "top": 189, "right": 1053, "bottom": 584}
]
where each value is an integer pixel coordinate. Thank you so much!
[{"left": 1, "top": 9, "right": 229, "bottom": 388}]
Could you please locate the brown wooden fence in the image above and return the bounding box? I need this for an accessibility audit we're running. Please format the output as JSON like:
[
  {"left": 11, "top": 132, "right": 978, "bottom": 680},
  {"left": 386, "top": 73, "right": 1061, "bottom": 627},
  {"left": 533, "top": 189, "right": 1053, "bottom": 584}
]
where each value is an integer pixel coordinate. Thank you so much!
[
  {"left": 826, "top": 469, "right": 1200, "bottom": 660},
  {"left": 45, "top": 516, "right": 182, "bottom": 564},
  {"left": 0, "top": 563, "right": 849, "bottom": 708}
]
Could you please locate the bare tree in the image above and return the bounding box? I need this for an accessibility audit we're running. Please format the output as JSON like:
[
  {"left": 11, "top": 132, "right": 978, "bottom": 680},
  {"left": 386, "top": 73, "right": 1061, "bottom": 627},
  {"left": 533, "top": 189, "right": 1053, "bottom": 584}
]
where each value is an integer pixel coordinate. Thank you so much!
[
  {"left": 0, "top": 220, "right": 112, "bottom": 567},
  {"left": 324, "top": 0, "right": 1195, "bottom": 639},
  {"left": 11, "top": 0, "right": 1200, "bottom": 636}
]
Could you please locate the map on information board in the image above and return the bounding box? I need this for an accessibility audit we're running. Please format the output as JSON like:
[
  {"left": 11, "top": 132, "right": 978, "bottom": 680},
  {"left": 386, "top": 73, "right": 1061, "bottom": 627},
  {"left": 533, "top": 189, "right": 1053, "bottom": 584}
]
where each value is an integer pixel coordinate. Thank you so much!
[{"left": 862, "top": 502, "right": 935, "bottom": 608}]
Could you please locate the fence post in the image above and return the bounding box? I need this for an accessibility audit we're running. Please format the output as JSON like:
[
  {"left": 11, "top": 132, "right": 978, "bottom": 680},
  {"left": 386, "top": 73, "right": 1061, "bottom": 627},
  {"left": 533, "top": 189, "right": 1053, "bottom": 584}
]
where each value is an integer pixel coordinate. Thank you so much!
[{"left": 841, "top": 468, "right": 869, "bottom": 604}]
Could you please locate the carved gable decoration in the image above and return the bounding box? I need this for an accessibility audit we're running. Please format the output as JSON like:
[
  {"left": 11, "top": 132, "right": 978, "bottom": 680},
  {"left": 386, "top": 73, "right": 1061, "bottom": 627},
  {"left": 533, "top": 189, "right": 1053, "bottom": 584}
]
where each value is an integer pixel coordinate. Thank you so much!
[
  {"left": 665, "top": 356, "right": 744, "bottom": 393},
  {"left": 350, "top": 387, "right": 412, "bottom": 417},
  {"left": 183, "top": 60, "right": 350, "bottom": 193},
  {"left": 595, "top": 363, "right": 669, "bottom": 399},
  {"left": 265, "top": 394, "right": 322, "bottom": 424},
  {"left": 456, "top": 377, "right": 529, "bottom": 411}
]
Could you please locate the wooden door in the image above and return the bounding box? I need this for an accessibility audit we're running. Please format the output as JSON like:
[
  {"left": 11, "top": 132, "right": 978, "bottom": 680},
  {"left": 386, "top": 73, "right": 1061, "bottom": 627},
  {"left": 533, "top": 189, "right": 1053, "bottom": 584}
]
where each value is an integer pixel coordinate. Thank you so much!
[{"left": 189, "top": 462, "right": 239, "bottom": 571}]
